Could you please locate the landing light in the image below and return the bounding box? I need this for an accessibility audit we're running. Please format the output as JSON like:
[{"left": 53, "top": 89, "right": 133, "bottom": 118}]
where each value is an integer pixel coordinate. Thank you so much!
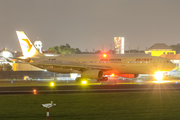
[{"left": 154, "top": 71, "right": 164, "bottom": 80}]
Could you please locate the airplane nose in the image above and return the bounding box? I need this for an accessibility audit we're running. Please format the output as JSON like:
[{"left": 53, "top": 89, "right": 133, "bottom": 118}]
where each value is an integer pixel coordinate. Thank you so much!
[{"left": 170, "top": 63, "right": 176, "bottom": 70}]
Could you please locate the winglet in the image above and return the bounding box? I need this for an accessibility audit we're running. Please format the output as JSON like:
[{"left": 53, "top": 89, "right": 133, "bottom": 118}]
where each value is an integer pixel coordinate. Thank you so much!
[{"left": 16, "top": 31, "right": 44, "bottom": 58}]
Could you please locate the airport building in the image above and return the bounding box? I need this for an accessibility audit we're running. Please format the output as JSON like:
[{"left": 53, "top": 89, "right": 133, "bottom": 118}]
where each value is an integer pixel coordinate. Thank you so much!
[
  {"left": 145, "top": 43, "right": 176, "bottom": 56},
  {"left": 114, "top": 37, "right": 124, "bottom": 54},
  {"left": 0, "top": 48, "right": 14, "bottom": 63}
]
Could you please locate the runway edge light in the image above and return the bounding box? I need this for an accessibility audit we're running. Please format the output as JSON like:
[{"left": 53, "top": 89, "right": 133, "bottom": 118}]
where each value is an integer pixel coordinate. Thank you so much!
[
  {"left": 50, "top": 82, "right": 55, "bottom": 87},
  {"left": 82, "top": 80, "right": 87, "bottom": 84},
  {"left": 33, "top": 89, "right": 37, "bottom": 94}
]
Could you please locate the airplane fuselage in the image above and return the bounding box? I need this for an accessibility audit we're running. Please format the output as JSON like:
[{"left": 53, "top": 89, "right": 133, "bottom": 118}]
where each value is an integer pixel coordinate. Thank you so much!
[
  {"left": 16, "top": 31, "right": 176, "bottom": 80},
  {"left": 30, "top": 54, "right": 175, "bottom": 75}
]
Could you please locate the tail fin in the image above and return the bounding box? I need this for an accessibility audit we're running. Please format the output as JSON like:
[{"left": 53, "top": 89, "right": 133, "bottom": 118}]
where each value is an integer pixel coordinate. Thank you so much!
[{"left": 16, "top": 31, "right": 44, "bottom": 58}]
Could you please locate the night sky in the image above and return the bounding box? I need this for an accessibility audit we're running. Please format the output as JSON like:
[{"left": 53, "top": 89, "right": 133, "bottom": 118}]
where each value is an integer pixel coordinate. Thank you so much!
[{"left": 0, "top": 0, "right": 180, "bottom": 52}]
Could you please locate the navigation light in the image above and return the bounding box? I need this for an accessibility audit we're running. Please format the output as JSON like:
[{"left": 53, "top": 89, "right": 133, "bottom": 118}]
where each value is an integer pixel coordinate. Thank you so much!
[{"left": 103, "top": 54, "right": 107, "bottom": 58}]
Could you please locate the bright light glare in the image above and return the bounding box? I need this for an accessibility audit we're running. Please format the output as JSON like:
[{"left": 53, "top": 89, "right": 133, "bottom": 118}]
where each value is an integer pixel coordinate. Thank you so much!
[
  {"left": 33, "top": 89, "right": 37, "bottom": 94},
  {"left": 153, "top": 80, "right": 170, "bottom": 83},
  {"left": 50, "top": 82, "right": 54, "bottom": 86},
  {"left": 2, "top": 51, "right": 10, "bottom": 58},
  {"left": 82, "top": 81, "right": 87, "bottom": 84},
  {"left": 19, "top": 56, "right": 28, "bottom": 59},
  {"left": 153, "top": 81, "right": 164, "bottom": 83},
  {"left": 154, "top": 71, "right": 164, "bottom": 80},
  {"left": 103, "top": 54, "right": 107, "bottom": 58},
  {"left": 70, "top": 73, "right": 78, "bottom": 79},
  {"left": 111, "top": 73, "right": 115, "bottom": 77}
]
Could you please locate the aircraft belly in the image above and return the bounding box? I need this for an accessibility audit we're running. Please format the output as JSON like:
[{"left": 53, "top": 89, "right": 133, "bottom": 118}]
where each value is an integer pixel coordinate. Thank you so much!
[{"left": 115, "top": 65, "right": 154, "bottom": 74}]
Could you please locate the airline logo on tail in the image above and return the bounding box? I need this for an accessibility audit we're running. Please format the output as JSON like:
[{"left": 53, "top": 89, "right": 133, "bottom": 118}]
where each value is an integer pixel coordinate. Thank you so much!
[
  {"left": 16, "top": 31, "right": 43, "bottom": 58},
  {"left": 22, "top": 39, "right": 32, "bottom": 52}
]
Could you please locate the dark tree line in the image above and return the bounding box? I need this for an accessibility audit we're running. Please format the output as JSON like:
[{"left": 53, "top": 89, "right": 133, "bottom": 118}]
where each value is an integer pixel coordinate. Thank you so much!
[
  {"left": 48, "top": 44, "right": 115, "bottom": 54},
  {"left": 47, "top": 44, "right": 147, "bottom": 54},
  {"left": 48, "top": 44, "right": 81, "bottom": 54},
  {"left": 169, "top": 44, "right": 180, "bottom": 54},
  {"left": 0, "top": 63, "right": 12, "bottom": 71}
]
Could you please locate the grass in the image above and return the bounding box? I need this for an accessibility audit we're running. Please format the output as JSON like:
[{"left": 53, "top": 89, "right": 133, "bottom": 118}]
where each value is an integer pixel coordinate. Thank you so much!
[{"left": 1, "top": 91, "right": 180, "bottom": 120}]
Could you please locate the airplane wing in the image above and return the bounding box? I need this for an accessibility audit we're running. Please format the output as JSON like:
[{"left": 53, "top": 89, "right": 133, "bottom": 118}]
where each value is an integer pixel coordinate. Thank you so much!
[
  {"left": 4, "top": 57, "right": 31, "bottom": 63},
  {"left": 3, "top": 57, "right": 14, "bottom": 63}
]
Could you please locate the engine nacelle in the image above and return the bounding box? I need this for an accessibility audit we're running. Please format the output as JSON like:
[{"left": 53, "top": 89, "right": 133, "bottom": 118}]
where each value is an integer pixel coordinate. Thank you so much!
[{"left": 81, "top": 70, "right": 103, "bottom": 79}]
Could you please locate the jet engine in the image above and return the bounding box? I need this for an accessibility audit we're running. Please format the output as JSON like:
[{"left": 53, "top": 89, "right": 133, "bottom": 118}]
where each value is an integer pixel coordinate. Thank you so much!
[{"left": 81, "top": 70, "right": 103, "bottom": 79}]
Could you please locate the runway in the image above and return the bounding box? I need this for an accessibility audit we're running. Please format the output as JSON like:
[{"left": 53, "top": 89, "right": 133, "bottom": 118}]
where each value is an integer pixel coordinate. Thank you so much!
[{"left": 0, "top": 83, "right": 180, "bottom": 94}]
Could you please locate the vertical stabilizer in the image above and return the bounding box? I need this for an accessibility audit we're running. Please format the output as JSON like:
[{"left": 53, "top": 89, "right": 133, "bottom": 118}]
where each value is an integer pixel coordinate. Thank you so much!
[{"left": 16, "top": 31, "right": 44, "bottom": 58}]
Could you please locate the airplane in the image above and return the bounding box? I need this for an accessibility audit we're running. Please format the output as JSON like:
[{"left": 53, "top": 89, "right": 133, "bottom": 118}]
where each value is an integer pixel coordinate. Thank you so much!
[{"left": 16, "top": 31, "right": 176, "bottom": 82}]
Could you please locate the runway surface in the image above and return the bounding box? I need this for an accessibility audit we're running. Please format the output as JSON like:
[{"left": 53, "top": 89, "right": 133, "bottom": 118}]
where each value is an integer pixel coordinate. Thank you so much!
[{"left": 0, "top": 83, "right": 180, "bottom": 94}]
